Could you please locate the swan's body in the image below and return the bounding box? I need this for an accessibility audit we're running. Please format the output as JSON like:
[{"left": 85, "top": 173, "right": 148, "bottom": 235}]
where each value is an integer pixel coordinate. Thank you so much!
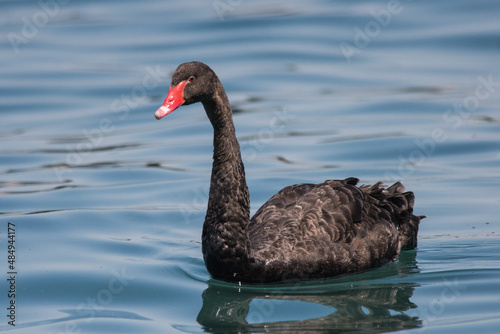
[{"left": 155, "top": 61, "right": 424, "bottom": 283}]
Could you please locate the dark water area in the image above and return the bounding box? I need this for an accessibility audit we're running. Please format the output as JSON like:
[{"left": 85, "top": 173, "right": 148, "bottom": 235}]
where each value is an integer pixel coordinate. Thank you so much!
[{"left": 1, "top": 0, "right": 499, "bottom": 333}]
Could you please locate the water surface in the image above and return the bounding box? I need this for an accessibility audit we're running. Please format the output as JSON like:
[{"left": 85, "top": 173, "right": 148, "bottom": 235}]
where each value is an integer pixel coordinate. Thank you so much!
[{"left": 1, "top": 0, "right": 499, "bottom": 333}]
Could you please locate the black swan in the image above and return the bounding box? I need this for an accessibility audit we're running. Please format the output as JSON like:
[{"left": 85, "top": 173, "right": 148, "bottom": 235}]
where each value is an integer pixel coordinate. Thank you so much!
[{"left": 155, "top": 61, "right": 425, "bottom": 284}]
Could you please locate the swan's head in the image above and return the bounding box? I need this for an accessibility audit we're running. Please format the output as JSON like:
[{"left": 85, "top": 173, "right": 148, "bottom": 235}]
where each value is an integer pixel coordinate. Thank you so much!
[{"left": 155, "top": 61, "right": 218, "bottom": 120}]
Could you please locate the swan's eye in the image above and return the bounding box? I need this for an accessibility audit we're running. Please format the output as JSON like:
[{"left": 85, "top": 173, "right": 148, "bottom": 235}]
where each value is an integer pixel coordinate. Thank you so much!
[{"left": 188, "top": 76, "right": 196, "bottom": 83}]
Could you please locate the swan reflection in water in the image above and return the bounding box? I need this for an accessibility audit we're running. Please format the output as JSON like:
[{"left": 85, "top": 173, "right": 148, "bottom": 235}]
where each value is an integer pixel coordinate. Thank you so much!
[{"left": 197, "top": 251, "right": 421, "bottom": 333}]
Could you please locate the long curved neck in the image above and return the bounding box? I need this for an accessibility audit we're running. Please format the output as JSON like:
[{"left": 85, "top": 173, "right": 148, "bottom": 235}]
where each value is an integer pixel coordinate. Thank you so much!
[
  {"left": 201, "top": 88, "right": 251, "bottom": 281},
  {"left": 205, "top": 96, "right": 250, "bottom": 225}
]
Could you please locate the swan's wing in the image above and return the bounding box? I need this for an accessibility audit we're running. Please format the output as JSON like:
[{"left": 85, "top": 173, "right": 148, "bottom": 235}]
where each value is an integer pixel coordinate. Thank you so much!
[
  {"left": 248, "top": 178, "right": 373, "bottom": 260},
  {"left": 245, "top": 178, "right": 423, "bottom": 281}
]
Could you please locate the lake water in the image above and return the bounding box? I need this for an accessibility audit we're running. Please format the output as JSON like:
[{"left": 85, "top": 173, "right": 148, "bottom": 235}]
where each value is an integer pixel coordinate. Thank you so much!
[{"left": 1, "top": 0, "right": 499, "bottom": 333}]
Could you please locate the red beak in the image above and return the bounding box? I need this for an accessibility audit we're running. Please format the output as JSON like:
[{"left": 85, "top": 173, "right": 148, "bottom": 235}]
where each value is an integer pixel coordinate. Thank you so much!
[{"left": 155, "top": 81, "right": 188, "bottom": 120}]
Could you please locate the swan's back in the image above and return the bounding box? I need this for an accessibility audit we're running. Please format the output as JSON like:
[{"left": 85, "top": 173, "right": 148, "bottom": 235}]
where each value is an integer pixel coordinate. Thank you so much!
[{"left": 247, "top": 178, "right": 423, "bottom": 282}]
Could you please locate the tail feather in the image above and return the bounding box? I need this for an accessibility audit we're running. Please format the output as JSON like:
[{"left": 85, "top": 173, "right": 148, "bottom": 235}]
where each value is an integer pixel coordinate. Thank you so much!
[
  {"left": 362, "top": 180, "right": 424, "bottom": 250},
  {"left": 386, "top": 181, "right": 406, "bottom": 194}
]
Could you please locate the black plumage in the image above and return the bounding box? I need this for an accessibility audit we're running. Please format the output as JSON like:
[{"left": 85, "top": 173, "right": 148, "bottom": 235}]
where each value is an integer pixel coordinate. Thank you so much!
[{"left": 155, "top": 61, "right": 425, "bottom": 284}]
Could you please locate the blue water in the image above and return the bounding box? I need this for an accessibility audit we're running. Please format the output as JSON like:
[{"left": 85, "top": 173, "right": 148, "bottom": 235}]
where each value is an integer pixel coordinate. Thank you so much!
[{"left": 1, "top": 0, "right": 500, "bottom": 333}]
